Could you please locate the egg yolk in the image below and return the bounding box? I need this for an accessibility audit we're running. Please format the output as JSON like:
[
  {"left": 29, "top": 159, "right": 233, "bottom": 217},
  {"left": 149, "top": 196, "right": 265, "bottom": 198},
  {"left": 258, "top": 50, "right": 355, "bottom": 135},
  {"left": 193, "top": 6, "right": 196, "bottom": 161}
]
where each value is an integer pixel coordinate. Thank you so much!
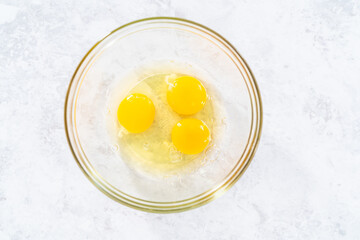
[
  {"left": 171, "top": 118, "right": 210, "bottom": 154},
  {"left": 167, "top": 76, "right": 207, "bottom": 115},
  {"left": 117, "top": 93, "right": 155, "bottom": 133}
]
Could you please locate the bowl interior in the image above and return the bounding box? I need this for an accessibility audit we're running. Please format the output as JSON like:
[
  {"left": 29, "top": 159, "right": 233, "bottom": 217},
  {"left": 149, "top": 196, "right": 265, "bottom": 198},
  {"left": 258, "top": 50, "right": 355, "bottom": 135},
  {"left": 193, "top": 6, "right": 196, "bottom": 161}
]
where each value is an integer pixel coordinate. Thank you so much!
[{"left": 65, "top": 18, "right": 261, "bottom": 212}]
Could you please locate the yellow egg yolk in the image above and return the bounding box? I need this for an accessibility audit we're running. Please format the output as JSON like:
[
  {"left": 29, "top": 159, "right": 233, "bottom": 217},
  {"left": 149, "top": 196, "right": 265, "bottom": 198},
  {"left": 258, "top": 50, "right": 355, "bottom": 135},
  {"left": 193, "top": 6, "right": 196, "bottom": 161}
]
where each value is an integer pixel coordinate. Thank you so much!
[
  {"left": 171, "top": 118, "right": 210, "bottom": 154},
  {"left": 167, "top": 76, "right": 207, "bottom": 115},
  {"left": 117, "top": 93, "right": 155, "bottom": 133}
]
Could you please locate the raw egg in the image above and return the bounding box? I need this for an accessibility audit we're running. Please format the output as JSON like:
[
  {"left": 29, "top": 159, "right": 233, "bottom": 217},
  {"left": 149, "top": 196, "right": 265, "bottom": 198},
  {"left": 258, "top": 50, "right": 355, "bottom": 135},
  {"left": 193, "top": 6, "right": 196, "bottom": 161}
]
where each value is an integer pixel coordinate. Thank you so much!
[
  {"left": 171, "top": 118, "right": 210, "bottom": 154},
  {"left": 167, "top": 76, "right": 207, "bottom": 115},
  {"left": 117, "top": 93, "right": 155, "bottom": 133},
  {"left": 109, "top": 72, "right": 216, "bottom": 174}
]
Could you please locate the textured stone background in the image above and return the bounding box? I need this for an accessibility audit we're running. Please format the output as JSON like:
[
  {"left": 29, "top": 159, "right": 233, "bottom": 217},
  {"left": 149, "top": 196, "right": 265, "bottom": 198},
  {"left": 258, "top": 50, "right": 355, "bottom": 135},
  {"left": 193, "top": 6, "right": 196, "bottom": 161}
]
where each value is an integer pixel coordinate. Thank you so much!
[{"left": 0, "top": 0, "right": 359, "bottom": 239}]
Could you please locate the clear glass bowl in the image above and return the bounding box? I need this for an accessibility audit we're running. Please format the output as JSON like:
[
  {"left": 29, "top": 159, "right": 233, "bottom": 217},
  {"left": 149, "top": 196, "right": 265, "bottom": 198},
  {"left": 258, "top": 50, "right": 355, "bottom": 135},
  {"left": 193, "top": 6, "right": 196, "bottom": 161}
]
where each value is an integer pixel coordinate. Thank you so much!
[{"left": 65, "top": 17, "right": 262, "bottom": 213}]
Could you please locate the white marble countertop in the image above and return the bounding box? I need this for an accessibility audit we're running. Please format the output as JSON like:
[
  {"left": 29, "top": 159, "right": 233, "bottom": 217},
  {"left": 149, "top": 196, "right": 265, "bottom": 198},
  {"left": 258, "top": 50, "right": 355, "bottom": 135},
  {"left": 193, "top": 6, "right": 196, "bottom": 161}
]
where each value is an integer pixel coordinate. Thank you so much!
[{"left": 1, "top": 0, "right": 360, "bottom": 239}]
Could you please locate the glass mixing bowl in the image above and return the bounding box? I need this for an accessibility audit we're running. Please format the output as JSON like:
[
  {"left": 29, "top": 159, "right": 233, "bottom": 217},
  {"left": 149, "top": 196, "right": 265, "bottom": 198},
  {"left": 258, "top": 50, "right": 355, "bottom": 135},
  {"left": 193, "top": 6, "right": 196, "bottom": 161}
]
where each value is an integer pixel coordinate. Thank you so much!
[{"left": 65, "top": 17, "right": 262, "bottom": 213}]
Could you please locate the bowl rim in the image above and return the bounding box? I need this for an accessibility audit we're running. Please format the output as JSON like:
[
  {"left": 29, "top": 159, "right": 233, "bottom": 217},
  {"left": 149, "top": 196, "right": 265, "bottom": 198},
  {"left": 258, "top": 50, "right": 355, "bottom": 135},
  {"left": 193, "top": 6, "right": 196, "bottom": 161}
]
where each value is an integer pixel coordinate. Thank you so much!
[{"left": 64, "top": 16, "right": 263, "bottom": 213}]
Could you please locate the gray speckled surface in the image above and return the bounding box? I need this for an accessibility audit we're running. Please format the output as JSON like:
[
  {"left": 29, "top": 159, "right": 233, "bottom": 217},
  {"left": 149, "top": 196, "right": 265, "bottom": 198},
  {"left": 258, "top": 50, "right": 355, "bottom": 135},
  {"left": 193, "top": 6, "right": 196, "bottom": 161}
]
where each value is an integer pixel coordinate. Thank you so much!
[{"left": 1, "top": 0, "right": 360, "bottom": 239}]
